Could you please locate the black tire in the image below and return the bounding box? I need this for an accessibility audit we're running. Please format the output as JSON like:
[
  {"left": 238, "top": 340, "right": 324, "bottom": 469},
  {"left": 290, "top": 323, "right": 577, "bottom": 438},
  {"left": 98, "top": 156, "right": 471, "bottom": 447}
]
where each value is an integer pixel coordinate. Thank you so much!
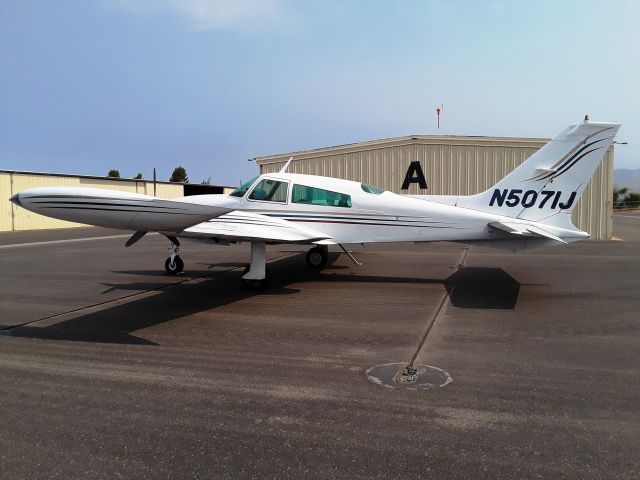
[
  {"left": 242, "top": 277, "right": 269, "bottom": 292},
  {"left": 165, "top": 255, "right": 184, "bottom": 275},
  {"left": 306, "top": 246, "right": 327, "bottom": 269}
]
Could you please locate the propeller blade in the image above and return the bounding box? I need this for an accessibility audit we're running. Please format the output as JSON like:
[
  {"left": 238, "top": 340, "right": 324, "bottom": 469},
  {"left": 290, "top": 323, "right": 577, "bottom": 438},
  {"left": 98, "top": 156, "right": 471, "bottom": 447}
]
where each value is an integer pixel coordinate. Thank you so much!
[{"left": 125, "top": 231, "right": 147, "bottom": 247}]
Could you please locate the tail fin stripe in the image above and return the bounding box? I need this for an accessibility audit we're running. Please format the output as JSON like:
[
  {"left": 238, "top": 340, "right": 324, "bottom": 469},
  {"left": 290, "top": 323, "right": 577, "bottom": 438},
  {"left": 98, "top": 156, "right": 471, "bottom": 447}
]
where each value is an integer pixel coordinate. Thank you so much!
[
  {"left": 526, "top": 136, "right": 608, "bottom": 181},
  {"left": 543, "top": 147, "right": 604, "bottom": 181},
  {"left": 540, "top": 138, "right": 607, "bottom": 184}
]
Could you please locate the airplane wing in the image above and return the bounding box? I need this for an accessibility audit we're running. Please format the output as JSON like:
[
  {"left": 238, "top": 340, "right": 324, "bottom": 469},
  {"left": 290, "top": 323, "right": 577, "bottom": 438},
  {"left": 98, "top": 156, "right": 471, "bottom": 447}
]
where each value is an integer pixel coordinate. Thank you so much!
[
  {"left": 12, "top": 187, "right": 236, "bottom": 232},
  {"left": 12, "top": 187, "right": 332, "bottom": 245},
  {"left": 488, "top": 221, "right": 567, "bottom": 244},
  {"left": 177, "top": 211, "right": 332, "bottom": 244}
]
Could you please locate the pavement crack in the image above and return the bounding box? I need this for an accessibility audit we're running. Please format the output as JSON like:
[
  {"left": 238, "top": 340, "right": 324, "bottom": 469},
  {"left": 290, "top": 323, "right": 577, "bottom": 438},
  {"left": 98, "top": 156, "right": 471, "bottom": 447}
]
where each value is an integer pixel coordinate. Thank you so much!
[{"left": 406, "top": 245, "right": 471, "bottom": 368}]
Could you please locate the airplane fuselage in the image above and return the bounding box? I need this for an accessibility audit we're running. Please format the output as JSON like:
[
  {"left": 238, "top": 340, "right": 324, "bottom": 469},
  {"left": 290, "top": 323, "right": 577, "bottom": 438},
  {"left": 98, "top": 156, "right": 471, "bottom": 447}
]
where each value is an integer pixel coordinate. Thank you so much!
[{"left": 176, "top": 172, "right": 585, "bottom": 246}]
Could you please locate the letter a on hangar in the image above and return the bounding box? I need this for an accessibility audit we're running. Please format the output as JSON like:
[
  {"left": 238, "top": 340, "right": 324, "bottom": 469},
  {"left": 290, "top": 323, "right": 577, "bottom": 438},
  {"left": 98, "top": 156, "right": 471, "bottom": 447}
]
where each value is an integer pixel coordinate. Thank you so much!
[{"left": 401, "top": 161, "right": 428, "bottom": 190}]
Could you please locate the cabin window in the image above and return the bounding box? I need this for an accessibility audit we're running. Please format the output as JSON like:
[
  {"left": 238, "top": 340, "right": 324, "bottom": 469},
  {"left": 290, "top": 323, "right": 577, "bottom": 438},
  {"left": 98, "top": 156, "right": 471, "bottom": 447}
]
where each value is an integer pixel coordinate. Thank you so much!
[
  {"left": 361, "top": 183, "right": 386, "bottom": 195},
  {"left": 248, "top": 179, "right": 288, "bottom": 203},
  {"left": 229, "top": 176, "right": 258, "bottom": 197},
  {"left": 292, "top": 184, "right": 352, "bottom": 208}
]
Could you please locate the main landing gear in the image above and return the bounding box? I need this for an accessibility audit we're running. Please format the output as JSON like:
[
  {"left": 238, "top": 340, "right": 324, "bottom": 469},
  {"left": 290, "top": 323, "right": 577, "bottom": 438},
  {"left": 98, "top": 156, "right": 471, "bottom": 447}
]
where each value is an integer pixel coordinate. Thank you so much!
[
  {"left": 164, "top": 237, "right": 184, "bottom": 275},
  {"left": 242, "top": 242, "right": 270, "bottom": 291},
  {"left": 305, "top": 245, "right": 328, "bottom": 269},
  {"left": 306, "top": 244, "right": 362, "bottom": 269}
]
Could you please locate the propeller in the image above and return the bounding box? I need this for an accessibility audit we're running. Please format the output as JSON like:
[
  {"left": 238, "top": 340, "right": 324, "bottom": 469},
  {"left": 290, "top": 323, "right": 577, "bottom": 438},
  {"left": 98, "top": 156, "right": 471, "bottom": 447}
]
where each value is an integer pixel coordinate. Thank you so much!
[{"left": 125, "top": 231, "right": 147, "bottom": 247}]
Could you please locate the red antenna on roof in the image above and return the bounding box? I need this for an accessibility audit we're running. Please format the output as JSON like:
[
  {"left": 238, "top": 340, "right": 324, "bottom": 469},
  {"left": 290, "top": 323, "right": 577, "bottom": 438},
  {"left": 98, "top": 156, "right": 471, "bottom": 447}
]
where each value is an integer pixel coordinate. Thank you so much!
[{"left": 436, "top": 104, "right": 443, "bottom": 129}]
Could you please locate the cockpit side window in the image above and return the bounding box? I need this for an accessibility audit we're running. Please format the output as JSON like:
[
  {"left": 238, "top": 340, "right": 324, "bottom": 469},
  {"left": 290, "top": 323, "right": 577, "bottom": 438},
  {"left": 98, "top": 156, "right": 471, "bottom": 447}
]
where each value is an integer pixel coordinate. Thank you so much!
[
  {"left": 361, "top": 183, "right": 386, "bottom": 194},
  {"left": 292, "top": 184, "right": 352, "bottom": 208},
  {"left": 248, "top": 179, "right": 288, "bottom": 203},
  {"left": 229, "top": 176, "right": 258, "bottom": 197}
]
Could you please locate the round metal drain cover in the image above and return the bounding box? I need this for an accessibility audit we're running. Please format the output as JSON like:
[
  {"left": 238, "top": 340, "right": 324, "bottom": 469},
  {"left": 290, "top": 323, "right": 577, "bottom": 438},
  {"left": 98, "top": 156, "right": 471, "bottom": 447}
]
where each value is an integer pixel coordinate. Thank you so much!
[{"left": 366, "top": 363, "right": 452, "bottom": 389}]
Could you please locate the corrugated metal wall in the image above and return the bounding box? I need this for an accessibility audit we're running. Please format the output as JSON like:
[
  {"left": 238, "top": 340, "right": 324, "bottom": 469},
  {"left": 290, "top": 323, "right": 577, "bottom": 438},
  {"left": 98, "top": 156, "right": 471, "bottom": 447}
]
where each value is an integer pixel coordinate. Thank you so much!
[
  {"left": 0, "top": 173, "right": 12, "bottom": 232},
  {"left": 256, "top": 137, "right": 614, "bottom": 240},
  {"left": 0, "top": 172, "right": 185, "bottom": 231}
]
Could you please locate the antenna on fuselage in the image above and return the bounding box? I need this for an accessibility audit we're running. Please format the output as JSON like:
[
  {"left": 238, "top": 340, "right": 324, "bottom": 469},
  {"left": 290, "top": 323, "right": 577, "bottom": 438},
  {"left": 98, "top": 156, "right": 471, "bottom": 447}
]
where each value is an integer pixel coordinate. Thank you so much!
[{"left": 279, "top": 157, "right": 294, "bottom": 174}]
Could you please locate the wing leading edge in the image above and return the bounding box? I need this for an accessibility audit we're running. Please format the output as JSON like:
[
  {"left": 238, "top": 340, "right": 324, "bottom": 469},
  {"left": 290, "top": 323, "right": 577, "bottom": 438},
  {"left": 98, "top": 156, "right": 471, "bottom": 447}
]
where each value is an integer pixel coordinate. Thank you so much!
[{"left": 12, "top": 187, "right": 236, "bottom": 232}]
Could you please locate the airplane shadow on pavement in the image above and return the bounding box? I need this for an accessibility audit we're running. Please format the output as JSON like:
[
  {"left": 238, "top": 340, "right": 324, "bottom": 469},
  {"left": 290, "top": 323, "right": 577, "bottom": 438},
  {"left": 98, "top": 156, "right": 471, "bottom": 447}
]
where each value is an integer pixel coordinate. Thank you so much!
[
  {"left": 5, "top": 252, "right": 521, "bottom": 345},
  {"left": 446, "top": 267, "right": 521, "bottom": 309}
]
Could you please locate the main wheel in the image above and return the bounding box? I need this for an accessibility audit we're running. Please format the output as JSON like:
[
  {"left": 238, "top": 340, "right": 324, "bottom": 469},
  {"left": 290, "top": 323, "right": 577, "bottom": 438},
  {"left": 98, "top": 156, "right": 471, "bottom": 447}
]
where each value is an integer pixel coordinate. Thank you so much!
[
  {"left": 165, "top": 255, "right": 184, "bottom": 275},
  {"left": 306, "top": 246, "right": 327, "bottom": 269},
  {"left": 242, "top": 266, "right": 271, "bottom": 292}
]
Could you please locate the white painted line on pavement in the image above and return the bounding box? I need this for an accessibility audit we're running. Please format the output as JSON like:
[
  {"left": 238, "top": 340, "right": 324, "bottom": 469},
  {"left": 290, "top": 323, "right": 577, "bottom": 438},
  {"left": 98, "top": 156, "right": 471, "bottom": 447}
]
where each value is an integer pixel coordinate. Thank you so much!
[{"left": 0, "top": 233, "right": 158, "bottom": 249}]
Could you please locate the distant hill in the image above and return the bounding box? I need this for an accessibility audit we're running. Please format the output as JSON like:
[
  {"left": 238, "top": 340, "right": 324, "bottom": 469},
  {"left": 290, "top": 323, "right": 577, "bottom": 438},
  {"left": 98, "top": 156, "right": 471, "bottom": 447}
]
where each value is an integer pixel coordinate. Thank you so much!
[{"left": 614, "top": 169, "right": 640, "bottom": 192}]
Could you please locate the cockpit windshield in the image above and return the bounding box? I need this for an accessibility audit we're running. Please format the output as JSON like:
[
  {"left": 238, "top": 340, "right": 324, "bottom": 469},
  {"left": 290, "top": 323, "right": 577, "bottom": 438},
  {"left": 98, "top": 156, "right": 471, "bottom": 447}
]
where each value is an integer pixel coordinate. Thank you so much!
[
  {"left": 229, "top": 176, "right": 258, "bottom": 197},
  {"left": 361, "top": 183, "right": 386, "bottom": 195}
]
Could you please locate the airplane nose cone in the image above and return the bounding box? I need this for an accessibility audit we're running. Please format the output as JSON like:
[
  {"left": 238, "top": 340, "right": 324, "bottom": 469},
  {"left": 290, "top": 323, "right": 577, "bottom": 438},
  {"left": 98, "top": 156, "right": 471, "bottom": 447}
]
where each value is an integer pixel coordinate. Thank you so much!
[{"left": 9, "top": 193, "right": 21, "bottom": 207}]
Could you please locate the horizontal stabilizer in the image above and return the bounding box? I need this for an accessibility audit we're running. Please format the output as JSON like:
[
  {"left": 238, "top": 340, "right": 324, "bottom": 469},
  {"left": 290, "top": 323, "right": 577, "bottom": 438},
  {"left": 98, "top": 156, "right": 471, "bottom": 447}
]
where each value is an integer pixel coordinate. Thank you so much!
[
  {"left": 525, "top": 224, "right": 567, "bottom": 243},
  {"left": 489, "top": 221, "right": 529, "bottom": 235},
  {"left": 489, "top": 221, "right": 567, "bottom": 244}
]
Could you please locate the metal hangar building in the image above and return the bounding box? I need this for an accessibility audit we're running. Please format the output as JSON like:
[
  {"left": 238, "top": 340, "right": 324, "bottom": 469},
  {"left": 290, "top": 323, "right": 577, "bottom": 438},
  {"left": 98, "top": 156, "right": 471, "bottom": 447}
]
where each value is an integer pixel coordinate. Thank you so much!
[{"left": 255, "top": 134, "right": 615, "bottom": 240}]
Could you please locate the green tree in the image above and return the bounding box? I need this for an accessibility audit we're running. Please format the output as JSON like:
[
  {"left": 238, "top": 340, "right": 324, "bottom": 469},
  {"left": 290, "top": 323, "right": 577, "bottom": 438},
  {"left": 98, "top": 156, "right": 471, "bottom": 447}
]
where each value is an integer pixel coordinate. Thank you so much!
[
  {"left": 107, "top": 169, "right": 120, "bottom": 178},
  {"left": 133, "top": 173, "right": 143, "bottom": 179},
  {"left": 170, "top": 166, "right": 189, "bottom": 183},
  {"left": 613, "top": 187, "right": 628, "bottom": 203},
  {"left": 614, "top": 187, "right": 640, "bottom": 208},
  {"left": 626, "top": 192, "right": 640, "bottom": 203}
]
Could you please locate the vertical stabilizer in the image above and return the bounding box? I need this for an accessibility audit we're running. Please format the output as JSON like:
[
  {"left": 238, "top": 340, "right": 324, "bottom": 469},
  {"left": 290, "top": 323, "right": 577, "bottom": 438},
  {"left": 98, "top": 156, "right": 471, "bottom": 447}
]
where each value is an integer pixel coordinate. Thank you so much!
[{"left": 457, "top": 119, "right": 620, "bottom": 226}]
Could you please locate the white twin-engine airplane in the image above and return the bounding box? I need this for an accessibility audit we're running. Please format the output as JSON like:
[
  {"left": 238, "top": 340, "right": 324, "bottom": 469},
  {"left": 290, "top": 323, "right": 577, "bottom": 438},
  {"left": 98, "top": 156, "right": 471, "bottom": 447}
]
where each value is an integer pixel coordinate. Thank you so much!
[{"left": 10, "top": 119, "right": 620, "bottom": 290}]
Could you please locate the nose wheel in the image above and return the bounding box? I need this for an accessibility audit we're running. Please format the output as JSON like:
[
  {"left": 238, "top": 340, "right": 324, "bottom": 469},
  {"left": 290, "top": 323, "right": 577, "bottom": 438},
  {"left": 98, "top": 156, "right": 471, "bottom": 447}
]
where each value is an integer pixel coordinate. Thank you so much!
[
  {"left": 165, "top": 255, "right": 184, "bottom": 275},
  {"left": 164, "top": 237, "right": 184, "bottom": 275},
  {"left": 306, "top": 246, "right": 328, "bottom": 269}
]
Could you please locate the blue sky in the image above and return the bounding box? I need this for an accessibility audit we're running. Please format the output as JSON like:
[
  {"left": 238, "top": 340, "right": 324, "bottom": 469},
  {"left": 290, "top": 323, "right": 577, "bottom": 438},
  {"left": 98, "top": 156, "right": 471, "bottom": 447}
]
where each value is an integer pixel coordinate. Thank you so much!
[{"left": 1, "top": 0, "right": 638, "bottom": 186}]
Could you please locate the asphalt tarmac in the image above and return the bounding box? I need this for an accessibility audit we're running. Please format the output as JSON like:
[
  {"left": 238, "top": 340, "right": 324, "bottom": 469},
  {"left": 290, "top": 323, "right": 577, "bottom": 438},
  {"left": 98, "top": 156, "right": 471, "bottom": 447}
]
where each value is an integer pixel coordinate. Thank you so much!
[{"left": 1, "top": 219, "right": 639, "bottom": 479}]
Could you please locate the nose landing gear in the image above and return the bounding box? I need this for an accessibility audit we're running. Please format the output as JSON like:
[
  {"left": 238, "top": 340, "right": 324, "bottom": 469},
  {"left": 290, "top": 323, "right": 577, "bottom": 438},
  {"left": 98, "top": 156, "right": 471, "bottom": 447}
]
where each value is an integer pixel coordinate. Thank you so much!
[
  {"left": 164, "top": 237, "right": 184, "bottom": 275},
  {"left": 165, "top": 255, "right": 184, "bottom": 275}
]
